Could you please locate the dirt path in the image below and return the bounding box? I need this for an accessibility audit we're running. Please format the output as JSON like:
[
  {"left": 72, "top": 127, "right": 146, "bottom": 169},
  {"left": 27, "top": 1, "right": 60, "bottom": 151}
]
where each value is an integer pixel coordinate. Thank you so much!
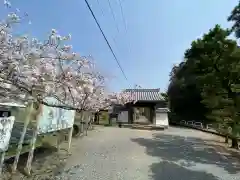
[
  {"left": 54, "top": 126, "right": 240, "bottom": 180},
  {"left": 3, "top": 126, "right": 240, "bottom": 179}
]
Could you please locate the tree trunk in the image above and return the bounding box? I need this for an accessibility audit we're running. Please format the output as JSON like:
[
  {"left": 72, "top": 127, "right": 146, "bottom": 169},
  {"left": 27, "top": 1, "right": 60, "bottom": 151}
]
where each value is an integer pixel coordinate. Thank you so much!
[
  {"left": 12, "top": 102, "right": 33, "bottom": 173},
  {"left": 89, "top": 114, "right": 93, "bottom": 130},
  {"left": 231, "top": 137, "right": 239, "bottom": 149},
  {"left": 81, "top": 122, "right": 84, "bottom": 134},
  {"left": 225, "top": 135, "right": 229, "bottom": 143},
  {"left": 97, "top": 113, "right": 99, "bottom": 124},
  {"left": 94, "top": 113, "right": 98, "bottom": 124},
  {"left": 109, "top": 116, "right": 112, "bottom": 126},
  {"left": 80, "top": 112, "right": 84, "bottom": 134},
  {"left": 85, "top": 115, "right": 90, "bottom": 136}
]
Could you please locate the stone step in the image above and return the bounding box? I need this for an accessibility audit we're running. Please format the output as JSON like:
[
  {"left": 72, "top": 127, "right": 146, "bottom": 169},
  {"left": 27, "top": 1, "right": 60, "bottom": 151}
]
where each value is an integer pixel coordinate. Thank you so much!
[{"left": 120, "top": 123, "right": 166, "bottom": 131}]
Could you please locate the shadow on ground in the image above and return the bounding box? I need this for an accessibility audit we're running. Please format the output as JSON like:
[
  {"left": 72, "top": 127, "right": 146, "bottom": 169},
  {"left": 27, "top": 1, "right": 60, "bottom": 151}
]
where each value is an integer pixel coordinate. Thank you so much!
[
  {"left": 131, "top": 133, "right": 240, "bottom": 180},
  {"left": 4, "top": 144, "right": 68, "bottom": 179},
  {"left": 150, "top": 161, "right": 219, "bottom": 180}
]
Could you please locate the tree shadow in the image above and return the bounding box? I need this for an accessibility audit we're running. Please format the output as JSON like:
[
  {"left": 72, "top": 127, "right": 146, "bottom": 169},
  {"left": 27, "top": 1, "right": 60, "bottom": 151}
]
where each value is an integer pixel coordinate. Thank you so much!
[
  {"left": 3, "top": 145, "right": 68, "bottom": 179},
  {"left": 149, "top": 161, "right": 219, "bottom": 180},
  {"left": 131, "top": 133, "right": 240, "bottom": 179}
]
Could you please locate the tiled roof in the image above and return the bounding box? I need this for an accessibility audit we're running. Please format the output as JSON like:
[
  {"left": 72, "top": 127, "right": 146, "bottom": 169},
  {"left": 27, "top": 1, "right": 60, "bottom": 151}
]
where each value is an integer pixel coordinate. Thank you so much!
[
  {"left": 124, "top": 88, "right": 164, "bottom": 102},
  {"left": 156, "top": 108, "right": 169, "bottom": 113}
]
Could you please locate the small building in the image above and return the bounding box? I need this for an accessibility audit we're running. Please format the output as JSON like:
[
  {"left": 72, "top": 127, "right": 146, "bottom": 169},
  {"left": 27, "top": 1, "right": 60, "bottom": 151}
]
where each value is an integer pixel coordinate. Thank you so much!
[{"left": 114, "top": 88, "right": 169, "bottom": 128}]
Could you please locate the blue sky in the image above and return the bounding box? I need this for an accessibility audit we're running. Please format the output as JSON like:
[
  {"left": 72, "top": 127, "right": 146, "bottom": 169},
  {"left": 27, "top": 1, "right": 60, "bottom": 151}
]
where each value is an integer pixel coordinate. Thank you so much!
[{"left": 0, "top": 0, "right": 238, "bottom": 92}]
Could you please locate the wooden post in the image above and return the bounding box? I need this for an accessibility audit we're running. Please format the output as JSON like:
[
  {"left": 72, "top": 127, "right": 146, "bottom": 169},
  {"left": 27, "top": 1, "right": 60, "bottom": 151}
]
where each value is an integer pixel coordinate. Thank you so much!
[
  {"left": 67, "top": 125, "right": 74, "bottom": 154},
  {"left": 24, "top": 103, "right": 43, "bottom": 176},
  {"left": 0, "top": 151, "right": 5, "bottom": 176},
  {"left": 67, "top": 109, "right": 77, "bottom": 153},
  {"left": 12, "top": 102, "right": 33, "bottom": 173},
  {"left": 24, "top": 126, "right": 38, "bottom": 176},
  {"left": 56, "top": 131, "right": 61, "bottom": 151}
]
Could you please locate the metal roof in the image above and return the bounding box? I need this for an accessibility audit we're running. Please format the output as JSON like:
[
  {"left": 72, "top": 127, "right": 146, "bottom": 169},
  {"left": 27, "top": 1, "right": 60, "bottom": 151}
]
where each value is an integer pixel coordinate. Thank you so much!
[{"left": 124, "top": 88, "right": 164, "bottom": 102}]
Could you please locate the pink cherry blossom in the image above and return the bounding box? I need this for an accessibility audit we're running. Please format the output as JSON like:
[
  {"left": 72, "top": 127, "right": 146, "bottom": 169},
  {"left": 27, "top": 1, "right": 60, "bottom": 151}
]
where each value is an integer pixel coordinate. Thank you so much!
[{"left": 0, "top": 1, "right": 133, "bottom": 114}]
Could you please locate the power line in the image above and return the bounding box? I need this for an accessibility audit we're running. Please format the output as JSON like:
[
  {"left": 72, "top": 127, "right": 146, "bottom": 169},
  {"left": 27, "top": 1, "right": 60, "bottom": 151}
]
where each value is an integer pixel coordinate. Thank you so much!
[
  {"left": 94, "top": 0, "right": 135, "bottom": 89},
  {"left": 106, "top": 0, "right": 120, "bottom": 33},
  {"left": 96, "top": 0, "right": 104, "bottom": 17},
  {"left": 95, "top": 0, "right": 134, "bottom": 89},
  {"left": 84, "top": 0, "right": 128, "bottom": 81},
  {"left": 117, "top": 0, "right": 127, "bottom": 33},
  {"left": 95, "top": 0, "right": 120, "bottom": 55},
  {"left": 117, "top": 0, "right": 132, "bottom": 57}
]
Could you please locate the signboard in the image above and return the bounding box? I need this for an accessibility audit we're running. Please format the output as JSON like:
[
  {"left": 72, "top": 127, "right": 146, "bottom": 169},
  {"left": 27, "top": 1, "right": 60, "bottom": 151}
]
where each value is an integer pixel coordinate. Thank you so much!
[
  {"left": 0, "top": 116, "right": 15, "bottom": 152},
  {"left": 37, "top": 97, "right": 76, "bottom": 134}
]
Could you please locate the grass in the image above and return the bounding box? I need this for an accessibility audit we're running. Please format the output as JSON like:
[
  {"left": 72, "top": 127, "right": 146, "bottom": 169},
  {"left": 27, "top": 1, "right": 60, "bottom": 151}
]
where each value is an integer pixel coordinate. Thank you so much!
[
  {"left": 99, "top": 113, "right": 119, "bottom": 127},
  {"left": 5, "top": 127, "right": 62, "bottom": 159},
  {"left": 5, "top": 137, "right": 43, "bottom": 159}
]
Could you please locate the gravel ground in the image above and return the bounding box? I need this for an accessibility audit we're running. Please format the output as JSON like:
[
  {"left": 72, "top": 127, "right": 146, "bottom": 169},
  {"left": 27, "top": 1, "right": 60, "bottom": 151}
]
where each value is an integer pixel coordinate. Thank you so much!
[
  {"left": 3, "top": 126, "right": 240, "bottom": 180},
  {"left": 54, "top": 126, "right": 240, "bottom": 180}
]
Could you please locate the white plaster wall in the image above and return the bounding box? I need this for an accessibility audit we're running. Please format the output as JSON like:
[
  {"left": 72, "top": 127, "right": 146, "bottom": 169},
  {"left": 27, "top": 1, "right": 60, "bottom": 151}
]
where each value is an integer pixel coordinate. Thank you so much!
[
  {"left": 155, "top": 112, "right": 169, "bottom": 127},
  {"left": 118, "top": 111, "right": 128, "bottom": 123}
]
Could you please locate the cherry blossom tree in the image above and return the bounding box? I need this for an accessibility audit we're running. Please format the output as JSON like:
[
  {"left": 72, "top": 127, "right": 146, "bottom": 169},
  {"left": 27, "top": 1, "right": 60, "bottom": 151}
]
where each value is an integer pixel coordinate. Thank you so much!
[
  {"left": 0, "top": 1, "right": 83, "bottom": 109},
  {"left": 0, "top": 2, "right": 107, "bottom": 174},
  {"left": 107, "top": 91, "right": 132, "bottom": 105},
  {"left": 0, "top": 0, "right": 133, "bottom": 175},
  {"left": 1, "top": 0, "right": 130, "bottom": 112}
]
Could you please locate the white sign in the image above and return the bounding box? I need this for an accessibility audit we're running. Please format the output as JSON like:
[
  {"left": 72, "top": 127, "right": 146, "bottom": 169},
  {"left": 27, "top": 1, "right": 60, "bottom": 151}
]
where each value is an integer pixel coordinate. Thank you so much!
[
  {"left": 37, "top": 97, "right": 76, "bottom": 134},
  {"left": 155, "top": 113, "right": 169, "bottom": 127},
  {"left": 0, "top": 116, "right": 15, "bottom": 152}
]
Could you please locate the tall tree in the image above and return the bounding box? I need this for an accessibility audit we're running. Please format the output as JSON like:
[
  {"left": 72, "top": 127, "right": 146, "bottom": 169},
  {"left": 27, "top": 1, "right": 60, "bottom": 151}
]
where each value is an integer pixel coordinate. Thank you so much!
[
  {"left": 228, "top": 1, "right": 240, "bottom": 38},
  {"left": 184, "top": 25, "right": 240, "bottom": 148},
  {"left": 167, "top": 61, "right": 207, "bottom": 124}
]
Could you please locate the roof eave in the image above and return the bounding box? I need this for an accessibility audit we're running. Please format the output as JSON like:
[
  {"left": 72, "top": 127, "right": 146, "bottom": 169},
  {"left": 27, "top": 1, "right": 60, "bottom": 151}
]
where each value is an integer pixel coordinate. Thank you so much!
[{"left": 133, "top": 100, "right": 165, "bottom": 104}]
